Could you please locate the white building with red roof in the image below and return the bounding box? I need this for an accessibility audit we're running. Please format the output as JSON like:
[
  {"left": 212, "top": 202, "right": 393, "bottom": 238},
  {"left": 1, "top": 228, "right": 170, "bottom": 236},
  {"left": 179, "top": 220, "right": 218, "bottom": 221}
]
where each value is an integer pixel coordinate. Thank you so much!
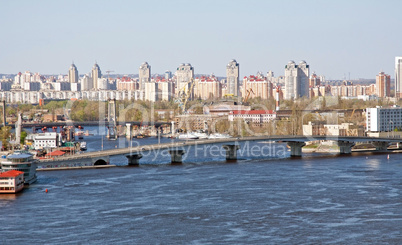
[
  {"left": 0, "top": 170, "right": 25, "bottom": 193},
  {"left": 194, "top": 75, "right": 222, "bottom": 100},
  {"left": 117, "top": 76, "right": 138, "bottom": 91},
  {"left": 242, "top": 74, "right": 273, "bottom": 100}
]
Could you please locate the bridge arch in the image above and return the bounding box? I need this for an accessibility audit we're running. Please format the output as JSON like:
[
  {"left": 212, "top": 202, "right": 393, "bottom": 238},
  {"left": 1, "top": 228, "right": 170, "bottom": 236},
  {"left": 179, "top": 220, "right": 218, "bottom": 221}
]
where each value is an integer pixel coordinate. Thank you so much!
[{"left": 94, "top": 159, "right": 108, "bottom": 165}]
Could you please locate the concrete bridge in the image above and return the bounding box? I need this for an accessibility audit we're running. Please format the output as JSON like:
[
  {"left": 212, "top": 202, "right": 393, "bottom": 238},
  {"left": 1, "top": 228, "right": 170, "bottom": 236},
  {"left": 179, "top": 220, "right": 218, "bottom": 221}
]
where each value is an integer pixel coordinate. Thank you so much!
[
  {"left": 39, "top": 154, "right": 110, "bottom": 169},
  {"left": 39, "top": 135, "right": 402, "bottom": 167},
  {"left": 15, "top": 121, "right": 170, "bottom": 129}
]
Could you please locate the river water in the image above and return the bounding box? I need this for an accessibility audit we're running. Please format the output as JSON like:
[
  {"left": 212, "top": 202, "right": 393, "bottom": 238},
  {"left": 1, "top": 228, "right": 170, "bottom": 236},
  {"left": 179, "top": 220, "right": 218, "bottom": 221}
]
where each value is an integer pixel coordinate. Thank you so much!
[{"left": 1, "top": 127, "right": 401, "bottom": 244}]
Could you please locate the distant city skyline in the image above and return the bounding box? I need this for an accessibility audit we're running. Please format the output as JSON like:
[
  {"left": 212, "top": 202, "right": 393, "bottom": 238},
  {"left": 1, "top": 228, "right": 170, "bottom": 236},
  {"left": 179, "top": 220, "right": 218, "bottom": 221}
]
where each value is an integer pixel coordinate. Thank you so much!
[{"left": 1, "top": 0, "right": 402, "bottom": 79}]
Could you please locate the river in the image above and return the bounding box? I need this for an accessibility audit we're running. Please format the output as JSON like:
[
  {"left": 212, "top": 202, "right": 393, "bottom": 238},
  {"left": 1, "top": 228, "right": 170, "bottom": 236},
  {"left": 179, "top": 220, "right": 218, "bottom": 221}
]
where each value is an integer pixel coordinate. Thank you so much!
[{"left": 0, "top": 127, "right": 401, "bottom": 244}]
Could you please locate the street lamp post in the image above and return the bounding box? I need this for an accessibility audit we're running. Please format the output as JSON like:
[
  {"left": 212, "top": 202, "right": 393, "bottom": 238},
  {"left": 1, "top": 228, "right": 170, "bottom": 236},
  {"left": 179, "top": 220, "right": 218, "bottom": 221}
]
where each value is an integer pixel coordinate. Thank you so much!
[
  {"left": 158, "top": 127, "right": 161, "bottom": 144},
  {"left": 391, "top": 120, "right": 394, "bottom": 138}
]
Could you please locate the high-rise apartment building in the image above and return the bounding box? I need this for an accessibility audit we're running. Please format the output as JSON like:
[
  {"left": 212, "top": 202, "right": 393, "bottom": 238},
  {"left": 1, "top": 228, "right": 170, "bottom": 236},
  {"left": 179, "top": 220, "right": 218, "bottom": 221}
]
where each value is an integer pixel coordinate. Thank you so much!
[
  {"left": 68, "top": 63, "right": 79, "bottom": 83},
  {"left": 91, "top": 63, "right": 102, "bottom": 90},
  {"left": 117, "top": 76, "right": 138, "bottom": 91},
  {"left": 158, "top": 80, "right": 175, "bottom": 101},
  {"left": 194, "top": 75, "right": 222, "bottom": 100},
  {"left": 144, "top": 82, "right": 158, "bottom": 102},
  {"left": 165, "top": 70, "right": 172, "bottom": 80},
  {"left": 139, "top": 62, "right": 151, "bottom": 90},
  {"left": 376, "top": 71, "right": 391, "bottom": 98},
  {"left": 226, "top": 59, "right": 239, "bottom": 96},
  {"left": 175, "top": 63, "right": 194, "bottom": 96},
  {"left": 284, "top": 60, "right": 309, "bottom": 100},
  {"left": 80, "top": 74, "right": 93, "bottom": 91},
  {"left": 309, "top": 72, "right": 320, "bottom": 87},
  {"left": 242, "top": 73, "right": 272, "bottom": 100},
  {"left": 395, "top": 57, "right": 402, "bottom": 98}
]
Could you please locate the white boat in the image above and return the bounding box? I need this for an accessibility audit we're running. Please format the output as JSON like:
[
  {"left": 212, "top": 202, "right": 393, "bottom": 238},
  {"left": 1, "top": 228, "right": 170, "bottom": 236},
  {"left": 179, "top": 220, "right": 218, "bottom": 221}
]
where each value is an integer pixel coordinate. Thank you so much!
[
  {"left": 80, "top": 142, "right": 87, "bottom": 151},
  {"left": 192, "top": 132, "right": 209, "bottom": 139},
  {"left": 208, "top": 133, "right": 232, "bottom": 139},
  {"left": 1, "top": 151, "right": 38, "bottom": 185},
  {"left": 178, "top": 133, "right": 199, "bottom": 140}
]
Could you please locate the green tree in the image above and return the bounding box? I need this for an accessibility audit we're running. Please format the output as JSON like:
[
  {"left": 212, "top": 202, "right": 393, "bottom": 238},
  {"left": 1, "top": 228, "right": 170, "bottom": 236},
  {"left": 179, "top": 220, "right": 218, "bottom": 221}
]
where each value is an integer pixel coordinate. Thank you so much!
[
  {"left": 0, "top": 126, "right": 12, "bottom": 150},
  {"left": 20, "top": 131, "right": 28, "bottom": 145}
]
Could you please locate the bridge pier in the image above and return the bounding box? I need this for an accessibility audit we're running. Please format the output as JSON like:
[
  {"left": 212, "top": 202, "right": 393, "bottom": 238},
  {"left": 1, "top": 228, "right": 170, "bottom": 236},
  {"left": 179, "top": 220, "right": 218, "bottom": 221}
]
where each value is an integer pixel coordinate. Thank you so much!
[
  {"left": 106, "top": 126, "right": 117, "bottom": 140},
  {"left": 222, "top": 144, "right": 240, "bottom": 161},
  {"left": 337, "top": 141, "right": 355, "bottom": 154},
  {"left": 168, "top": 149, "right": 185, "bottom": 164},
  {"left": 372, "top": 141, "right": 389, "bottom": 151},
  {"left": 287, "top": 142, "right": 306, "bottom": 157},
  {"left": 126, "top": 153, "right": 143, "bottom": 166},
  {"left": 126, "top": 123, "right": 132, "bottom": 139}
]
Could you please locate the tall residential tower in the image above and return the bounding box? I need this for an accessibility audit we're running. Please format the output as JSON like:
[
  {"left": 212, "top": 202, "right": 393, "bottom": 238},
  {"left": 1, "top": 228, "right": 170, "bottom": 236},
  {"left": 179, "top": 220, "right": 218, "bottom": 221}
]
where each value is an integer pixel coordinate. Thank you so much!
[
  {"left": 376, "top": 71, "right": 391, "bottom": 98},
  {"left": 91, "top": 63, "right": 102, "bottom": 90},
  {"left": 284, "top": 60, "right": 309, "bottom": 100},
  {"left": 68, "top": 63, "right": 79, "bottom": 83},
  {"left": 226, "top": 59, "right": 239, "bottom": 96},
  {"left": 139, "top": 62, "right": 151, "bottom": 90},
  {"left": 175, "top": 63, "right": 194, "bottom": 96},
  {"left": 395, "top": 57, "right": 402, "bottom": 98}
]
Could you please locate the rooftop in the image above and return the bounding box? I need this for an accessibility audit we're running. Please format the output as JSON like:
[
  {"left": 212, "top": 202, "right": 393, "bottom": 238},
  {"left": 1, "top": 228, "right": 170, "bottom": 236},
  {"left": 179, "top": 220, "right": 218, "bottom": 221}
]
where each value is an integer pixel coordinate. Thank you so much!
[{"left": 0, "top": 170, "right": 24, "bottom": 178}]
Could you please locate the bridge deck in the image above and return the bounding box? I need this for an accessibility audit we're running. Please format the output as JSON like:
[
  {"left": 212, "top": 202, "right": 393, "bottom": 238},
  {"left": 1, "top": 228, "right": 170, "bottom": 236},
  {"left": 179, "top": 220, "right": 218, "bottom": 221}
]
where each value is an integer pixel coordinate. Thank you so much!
[{"left": 41, "top": 135, "right": 402, "bottom": 162}]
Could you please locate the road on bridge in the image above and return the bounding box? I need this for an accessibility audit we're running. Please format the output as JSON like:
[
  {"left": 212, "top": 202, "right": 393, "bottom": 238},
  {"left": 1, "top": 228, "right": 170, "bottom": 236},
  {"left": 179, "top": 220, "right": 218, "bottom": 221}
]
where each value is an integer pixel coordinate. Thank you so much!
[{"left": 40, "top": 135, "right": 402, "bottom": 162}]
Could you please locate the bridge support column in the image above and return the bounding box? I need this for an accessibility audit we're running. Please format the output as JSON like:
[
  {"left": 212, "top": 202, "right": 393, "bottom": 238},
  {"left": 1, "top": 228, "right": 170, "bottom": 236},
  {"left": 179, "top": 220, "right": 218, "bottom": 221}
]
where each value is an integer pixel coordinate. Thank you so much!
[
  {"left": 287, "top": 142, "right": 306, "bottom": 157},
  {"left": 372, "top": 141, "right": 389, "bottom": 151},
  {"left": 126, "top": 153, "right": 143, "bottom": 166},
  {"left": 337, "top": 141, "right": 355, "bottom": 154},
  {"left": 222, "top": 144, "right": 240, "bottom": 161},
  {"left": 168, "top": 149, "right": 185, "bottom": 164},
  {"left": 126, "top": 123, "right": 132, "bottom": 139}
]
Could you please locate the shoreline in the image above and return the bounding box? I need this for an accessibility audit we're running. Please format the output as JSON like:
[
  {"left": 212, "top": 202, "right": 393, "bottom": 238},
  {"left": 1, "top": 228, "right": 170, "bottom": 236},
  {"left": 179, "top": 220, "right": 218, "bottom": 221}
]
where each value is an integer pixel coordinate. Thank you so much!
[{"left": 37, "top": 165, "right": 116, "bottom": 171}]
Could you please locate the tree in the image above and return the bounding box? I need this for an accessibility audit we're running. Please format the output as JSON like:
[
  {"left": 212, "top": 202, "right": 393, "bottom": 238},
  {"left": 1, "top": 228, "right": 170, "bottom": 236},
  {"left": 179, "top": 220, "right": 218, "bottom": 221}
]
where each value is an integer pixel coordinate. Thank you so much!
[
  {"left": 0, "top": 126, "right": 11, "bottom": 150},
  {"left": 20, "top": 131, "right": 28, "bottom": 145}
]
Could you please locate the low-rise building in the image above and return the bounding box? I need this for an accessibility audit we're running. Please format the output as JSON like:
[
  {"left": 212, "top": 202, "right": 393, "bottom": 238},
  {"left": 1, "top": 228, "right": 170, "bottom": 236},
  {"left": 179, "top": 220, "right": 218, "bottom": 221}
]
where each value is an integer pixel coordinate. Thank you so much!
[
  {"left": 175, "top": 114, "right": 226, "bottom": 132},
  {"left": 303, "top": 121, "right": 364, "bottom": 136},
  {"left": 366, "top": 106, "right": 402, "bottom": 132},
  {"left": 33, "top": 132, "right": 61, "bottom": 150},
  {"left": 0, "top": 170, "right": 24, "bottom": 193},
  {"left": 204, "top": 101, "right": 251, "bottom": 116},
  {"left": 228, "top": 110, "right": 276, "bottom": 124}
]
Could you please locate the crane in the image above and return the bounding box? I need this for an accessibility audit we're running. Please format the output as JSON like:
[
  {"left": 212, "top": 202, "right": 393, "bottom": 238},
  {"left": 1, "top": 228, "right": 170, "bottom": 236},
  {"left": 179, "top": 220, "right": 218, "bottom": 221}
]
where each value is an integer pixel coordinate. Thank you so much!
[
  {"left": 175, "top": 78, "right": 195, "bottom": 114},
  {"left": 182, "top": 78, "right": 195, "bottom": 114},
  {"left": 105, "top": 70, "right": 115, "bottom": 80},
  {"left": 243, "top": 88, "right": 255, "bottom": 103}
]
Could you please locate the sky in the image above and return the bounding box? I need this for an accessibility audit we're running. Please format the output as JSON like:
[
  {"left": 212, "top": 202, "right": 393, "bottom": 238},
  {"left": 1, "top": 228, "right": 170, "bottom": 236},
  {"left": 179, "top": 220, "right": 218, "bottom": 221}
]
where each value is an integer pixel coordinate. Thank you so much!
[{"left": 1, "top": 0, "right": 402, "bottom": 80}]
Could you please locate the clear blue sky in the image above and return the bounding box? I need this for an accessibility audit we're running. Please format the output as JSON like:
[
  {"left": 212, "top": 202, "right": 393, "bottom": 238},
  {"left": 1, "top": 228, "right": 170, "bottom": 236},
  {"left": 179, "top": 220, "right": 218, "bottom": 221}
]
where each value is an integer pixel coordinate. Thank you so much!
[{"left": 1, "top": 0, "right": 401, "bottom": 80}]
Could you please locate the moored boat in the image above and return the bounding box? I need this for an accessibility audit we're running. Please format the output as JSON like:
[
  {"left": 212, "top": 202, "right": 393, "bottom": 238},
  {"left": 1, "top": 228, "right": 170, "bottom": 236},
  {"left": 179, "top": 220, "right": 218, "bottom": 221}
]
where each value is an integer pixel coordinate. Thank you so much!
[
  {"left": 1, "top": 151, "right": 38, "bottom": 185},
  {"left": 0, "top": 170, "right": 24, "bottom": 193},
  {"left": 80, "top": 142, "right": 87, "bottom": 151},
  {"left": 208, "top": 133, "right": 232, "bottom": 139},
  {"left": 192, "top": 131, "right": 209, "bottom": 139},
  {"left": 178, "top": 133, "right": 199, "bottom": 140}
]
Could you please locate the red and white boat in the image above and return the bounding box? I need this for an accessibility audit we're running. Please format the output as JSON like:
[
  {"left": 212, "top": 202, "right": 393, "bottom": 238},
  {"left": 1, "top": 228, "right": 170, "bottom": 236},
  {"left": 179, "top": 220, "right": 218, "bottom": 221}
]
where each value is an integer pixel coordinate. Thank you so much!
[{"left": 0, "top": 170, "right": 25, "bottom": 194}]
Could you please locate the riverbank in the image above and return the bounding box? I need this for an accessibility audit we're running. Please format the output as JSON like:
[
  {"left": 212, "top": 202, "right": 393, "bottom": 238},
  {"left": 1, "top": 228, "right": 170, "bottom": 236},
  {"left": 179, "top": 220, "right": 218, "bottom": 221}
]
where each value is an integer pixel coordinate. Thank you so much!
[{"left": 37, "top": 164, "right": 116, "bottom": 171}]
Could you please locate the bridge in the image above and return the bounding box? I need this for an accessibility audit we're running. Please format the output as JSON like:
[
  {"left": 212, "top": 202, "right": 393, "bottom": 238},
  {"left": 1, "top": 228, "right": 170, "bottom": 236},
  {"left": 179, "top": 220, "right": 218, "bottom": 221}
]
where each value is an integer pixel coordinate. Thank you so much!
[
  {"left": 38, "top": 135, "right": 402, "bottom": 167},
  {"left": 14, "top": 121, "right": 170, "bottom": 129}
]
